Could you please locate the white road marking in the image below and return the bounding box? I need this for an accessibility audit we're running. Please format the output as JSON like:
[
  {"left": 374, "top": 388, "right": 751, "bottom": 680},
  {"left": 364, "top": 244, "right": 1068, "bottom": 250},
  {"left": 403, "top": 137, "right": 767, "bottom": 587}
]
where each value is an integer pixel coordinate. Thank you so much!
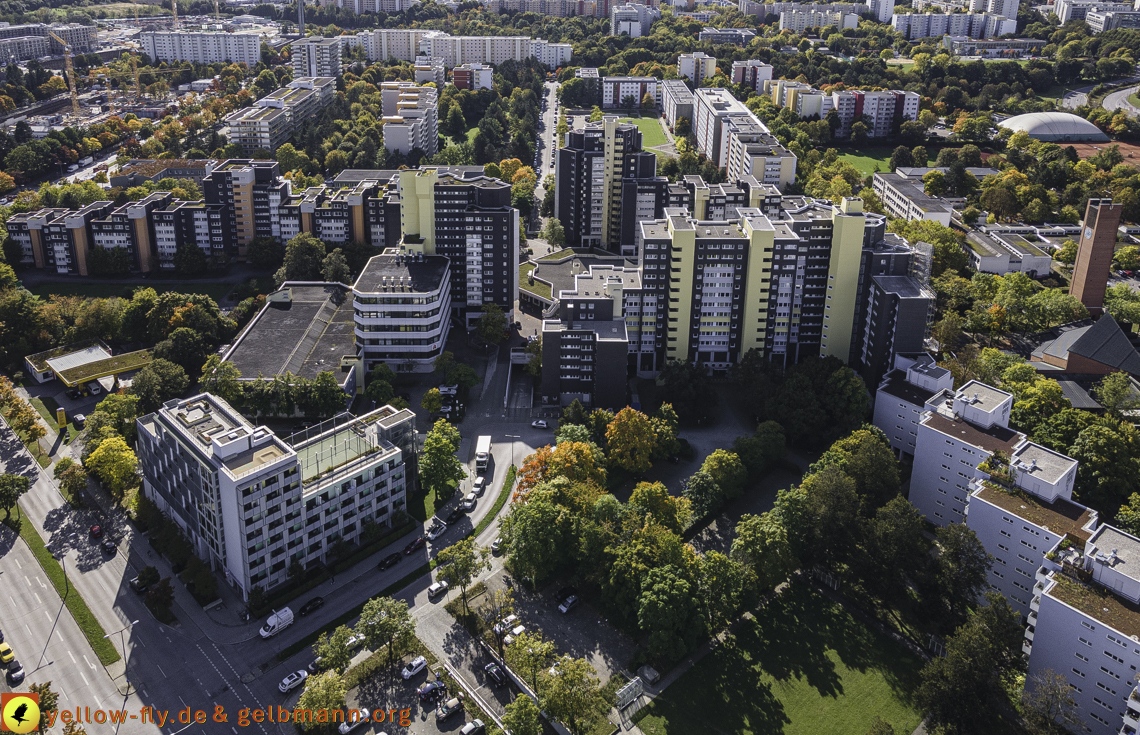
[
  {"left": 83, "top": 653, "right": 95, "bottom": 669},
  {"left": 157, "top": 664, "right": 167, "bottom": 678},
  {"left": 42, "top": 610, "right": 51, "bottom": 623},
  {"left": 80, "top": 671, "right": 89, "bottom": 685},
  {"left": 14, "top": 558, "right": 21, "bottom": 569},
  {"left": 137, "top": 636, "right": 146, "bottom": 647},
  {"left": 37, "top": 578, "right": 46, "bottom": 589},
  {"left": 68, "top": 650, "right": 76, "bottom": 663},
  {"left": 24, "top": 575, "right": 30, "bottom": 586},
  {"left": 33, "top": 592, "right": 41, "bottom": 604}
]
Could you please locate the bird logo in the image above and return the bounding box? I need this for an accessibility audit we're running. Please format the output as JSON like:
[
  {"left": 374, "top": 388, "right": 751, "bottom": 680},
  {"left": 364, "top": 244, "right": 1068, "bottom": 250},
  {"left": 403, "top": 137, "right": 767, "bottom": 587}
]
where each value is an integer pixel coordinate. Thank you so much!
[{"left": 1, "top": 693, "right": 40, "bottom": 733}]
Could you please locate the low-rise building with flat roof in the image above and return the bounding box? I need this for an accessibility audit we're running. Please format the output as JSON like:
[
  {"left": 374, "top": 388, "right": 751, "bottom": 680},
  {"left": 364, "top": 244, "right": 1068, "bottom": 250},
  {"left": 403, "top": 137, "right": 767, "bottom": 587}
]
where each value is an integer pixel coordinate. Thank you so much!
[{"left": 964, "top": 228, "right": 1053, "bottom": 277}]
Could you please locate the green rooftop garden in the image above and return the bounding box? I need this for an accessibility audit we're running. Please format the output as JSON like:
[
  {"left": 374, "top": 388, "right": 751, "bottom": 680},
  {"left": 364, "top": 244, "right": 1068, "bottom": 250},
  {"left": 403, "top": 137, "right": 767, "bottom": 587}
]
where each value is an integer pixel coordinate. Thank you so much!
[{"left": 57, "top": 350, "right": 152, "bottom": 385}]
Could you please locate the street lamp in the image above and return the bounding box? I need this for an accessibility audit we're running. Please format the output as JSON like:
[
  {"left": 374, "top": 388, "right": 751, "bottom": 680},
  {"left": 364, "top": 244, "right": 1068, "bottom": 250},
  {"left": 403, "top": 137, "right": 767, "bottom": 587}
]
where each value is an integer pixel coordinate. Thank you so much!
[
  {"left": 504, "top": 435, "right": 521, "bottom": 471},
  {"left": 105, "top": 620, "right": 139, "bottom": 695}
]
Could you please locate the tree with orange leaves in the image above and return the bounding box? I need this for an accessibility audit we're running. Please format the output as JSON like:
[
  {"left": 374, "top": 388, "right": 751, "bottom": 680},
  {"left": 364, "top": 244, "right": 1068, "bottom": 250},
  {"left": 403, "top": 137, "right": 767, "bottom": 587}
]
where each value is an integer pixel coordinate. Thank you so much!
[{"left": 514, "top": 444, "right": 552, "bottom": 499}]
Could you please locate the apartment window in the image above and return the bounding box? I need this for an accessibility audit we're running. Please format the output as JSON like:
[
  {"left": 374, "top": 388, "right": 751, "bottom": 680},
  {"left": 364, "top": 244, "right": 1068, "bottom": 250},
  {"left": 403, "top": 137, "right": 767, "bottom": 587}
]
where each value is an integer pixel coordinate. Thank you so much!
[{"left": 1075, "top": 652, "right": 1089, "bottom": 662}]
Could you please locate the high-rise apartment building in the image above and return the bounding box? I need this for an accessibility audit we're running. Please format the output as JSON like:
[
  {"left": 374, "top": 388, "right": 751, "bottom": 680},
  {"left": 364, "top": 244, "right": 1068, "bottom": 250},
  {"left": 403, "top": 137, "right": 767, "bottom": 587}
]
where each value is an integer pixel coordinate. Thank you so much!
[
  {"left": 353, "top": 250, "right": 452, "bottom": 369},
  {"left": 1054, "top": 0, "right": 1130, "bottom": 21},
  {"left": 891, "top": 11, "right": 1017, "bottom": 40},
  {"left": 0, "top": 22, "right": 96, "bottom": 57},
  {"left": 610, "top": 3, "right": 661, "bottom": 35},
  {"left": 225, "top": 77, "right": 337, "bottom": 154},
  {"left": 414, "top": 56, "right": 447, "bottom": 87},
  {"left": 555, "top": 117, "right": 665, "bottom": 256},
  {"left": 141, "top": 31, "right": 260, "bottom": 65},
  {"left": 202, "top": 159, "right": 292, "bottom": 252},
  {"left": 354, "top": 28, "right": 570, "bottom": 67},
  {"left": 398, "top": 168, "right": 519, "bottom": 324},
  {"left": 601, "top": 77, "right": 661, "bottom": 108},
  {"left": 379, "top": 81, "right": 439, "bottom": 157},
  {"left": 291, "top": 37, "right": 342, "bottom": 78},
  {"left": 136, "top": 395, "right": 414, "bottom": 598},
  {"left": 1071, "top": 198, "right": 1124, "bottom": 314},
  {"left": 779, "top": 9, "right": 860, "bottom": 31},
  {"left": 731, "top": 60, "right": 774, "bottom": 91},
  {"left": 678, "top": 52, "right": 717, "bottom": 82},
  {"left": 661, "top": 79, "right": 694, "bottom": 128}
]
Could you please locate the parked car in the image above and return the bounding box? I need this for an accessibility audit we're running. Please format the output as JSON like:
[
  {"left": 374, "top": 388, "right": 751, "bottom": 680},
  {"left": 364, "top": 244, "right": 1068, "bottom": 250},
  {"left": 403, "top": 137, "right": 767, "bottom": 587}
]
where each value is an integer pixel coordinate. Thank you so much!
[
  {"left": 559, "top": 595, "right": 579, "bottom": 614},
  {"left": 101, "top": 538, "right": 117, "bottom": 555},
  {"left": 279, "top": 670, "right": 308, "bottom": 693},
  {"left": 298, "top": 597, "right": 325, "bottom": 616},
  {"left": 308, "top": 657, "right": 324, "bottom": 674},
  {"left": 65, "top": 389, "right": 81, "bottom": 400},
  {"left": 491, "top": 537, "right": 503, "bottom": 554},
  {"left": 435, "top": 696, "right": 463, "bottom": 721},
  {"left": 87, "top": 382, "right": 102, "bottom": 395},
  {"left": 89, "top": 524, "right": 103, "bottom": 539},
  {"left": 129, "top": 576, "right": 147, "bottom": 594},
  {"left": 493, "top": 615, "right": 518, "bottom": 636},
  {"left": 503, "top": 625, "right": 527, "bottom": 646},
  {"left": 73, "top": 413, "right": 86, "bottom": 428},
  {"left": 531, "top": 420, "right": 548, "bottom": 429},
  {"left": 0, "top": 643, "right": 13, "bottom": 664},
  {"left": 472, "top": 476, "right": 486, "bottom": 496},
  {"left": 418, "top": 680, "right": 447, "bottom": 701},
  {"left": 445, "top": 507, "right": 465, "bottom": 524},
  {"left": 6, "top": 659, "right": 23, "bottom": 685},
  {"left": 403, "top": 537, "right": 425, "bottom": 555},
  {"left": 402, "top": 656, "right": 428, "bottom": 680},
  {"left": 378, "top": 553, "right": 401, "bottom": 570},
  {"left": 426, "top": 521, "right": 447, "bottom": 541},
  {"left": 460, "top": 719, "right": 486, "bottom": 735},
  {"left": 427, "top": 580, "right": 449, "bottom": 599},
  {"left": 460, "top": 492, "right": 478, "bottom": 511},
  {"left": 484, "top": 662, "right": 506, "bottom": 687},
  {"left": 346, "top": 634, "right": 365, "bottom": 651},
  {"left": 556, "top": 586, "right": 578, "bottom": 602},
  {"left": 338, "top": 708, "right": 370, "bottom": 734}
]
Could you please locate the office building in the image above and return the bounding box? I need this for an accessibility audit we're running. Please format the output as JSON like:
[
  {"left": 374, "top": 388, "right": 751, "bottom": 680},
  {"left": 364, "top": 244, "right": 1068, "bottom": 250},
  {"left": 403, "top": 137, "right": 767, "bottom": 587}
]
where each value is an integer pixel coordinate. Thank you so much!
[
  {"left": 352, "top": 250, "right": 452, "bottom": 370},
  {"left": 1086, "top": 7, "right": 1140, "bottom": 30},
  {"left": 678, "top": 52, "right": 717, "bottom": 82},
  {"left": 601, "top": 76, "right": 661, "bottom": 108},
  {"left": 225, "top": 77, "right": 337, "bottom": 154},
  {"left": 291, "top": 37, "right": 342, "bottom": 78},
  {"left": 136, "top": 394, "right": 414, "bottom": 598},
  {"left": 940, "top": 35, "right": 1047, "bottom": 56},
  {"left": 964, "top": 228, "right": 1053, "bottom": 277},
  {"left": 779, "top": 8, "right": 859, "bottom": 31},
  {"left": 872, "top": 166, "right": 999, "bottom": 224},
  {"left": 697, "top": 26, "right": 757, "bottom": 44},
  {"left": 380, "top": 81, "right": 439, "bottom": 157},
  {"left": 1053, "top": 0, "right": 1131, "bottom": 22},
  {"left": 661, "top": 79, "right": 694, "bottom": 128},
  {"left": 451, "top": 62, "right": 491, "bottom": 90},
  {"left": 555, "top": 117, "right": 665, "bottom": 256},
  {"left": 141, "top": 31, "right": 261, "bottom": 65},
  {"left": 891, "top": 11, "right": 1017, "bottom": 40},
  {"left": 731, "top": 60, "right": 774, "bottom": 91},
  {"left": 610, "top": 3, "right": 661, "bottom": 35},
  {"left": 398, "top": 168, "right": 519, "bottom": 324},
  {"left": 1071, "top": 198, "right": 1124, "bottom": 314}
]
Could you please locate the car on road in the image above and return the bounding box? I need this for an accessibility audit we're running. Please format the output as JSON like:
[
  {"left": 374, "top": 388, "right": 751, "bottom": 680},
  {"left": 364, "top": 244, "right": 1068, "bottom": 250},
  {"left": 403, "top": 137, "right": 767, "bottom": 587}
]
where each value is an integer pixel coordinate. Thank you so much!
[
  {"left": 426, "top": 521, "right": 447, "bottom": 541},
  {"left": 427, "top": 580, "right": 449, "bottom": 599},
  {"left": 493, "top": 615, "right": 518, "bottom": 636},
  {"left": 559, "top": 595, "right": 579, "bottom": 614},
  {"left": 308, "top": 657, "right": 324, "bottom": 673},
  {"left": 298, "top": 597, "right": 325, "bottom": 616},
  {"left": 417, "top": 680, "right": 447, "bottom": 701},
  {"left": 129, "top": 576, "right": 147, "bottom": 593},
  {"left": 0, "top": 643, "right": 13, "bottom": 664},
  {"left": 491, "top": 537, "right": 503, "bottom": 554},
  {"left": 403, "top": 537, "right": 425, "bottom": 554},
  {"left": 279, "top": 670, "right": 308, "bottom": 693},
  {"left": 460, "top": 492, "right": 478, "bottom": 511},
  {"left": 101, "top": 538, "right": 117, "bottom": 555},
  {"left": 531, "top": 420, "right": 548, "bottom": 429},
  {"left": 402, "top": 656, "right": 428, "bottom": 680},
  {"left": 73, "top": 414, "right": 86, "bottom": 428},
  {"left": 338, "top": 708, "right": 370, "bottom": 734},
  {"left": 445, "top": 507, "right": 465, "bottom": 523},
  {"left": 503, "top": 625, "right": 527, "bottom": 646},
  {"left": 460, "top": 719, "right": 486, "bottom": 735},
  {"left": 346, "top": 634, "right": 366, "bottom": 651},
  {"left": 472, "top": 476, "right": 486, "bottom": 496},
  {"left": 484, "top": 662, "right": 506, "bottom": 687},
  {"left": 89, "top": 524, "right": 103, "bottom": 539},
  {"left": 436, "top": 696, "right": 463, "bottom": 721},
  {"left": 378, "top": 552, "right": 401, "bottom": 570},
  {"left": 6, "top": 659, "right": 23, "bottom": 685}
]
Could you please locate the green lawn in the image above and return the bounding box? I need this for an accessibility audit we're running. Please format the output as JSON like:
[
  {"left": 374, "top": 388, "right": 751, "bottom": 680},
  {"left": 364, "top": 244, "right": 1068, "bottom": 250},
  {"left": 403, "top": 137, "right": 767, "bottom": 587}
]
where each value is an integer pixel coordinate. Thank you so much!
[
  {"left": 885, "top": 58, "right": 915, "bottom": 72},
  {"left": 29, "top": 395, "right": 79, "bottom": 443},
  {"left": 520, "top": 263, "right": 552, "bottom": 301},
  {"left": 634, "top": 582, "right": 924, "bottom": 735},
  {"left": 1039, "top": 82, "right": 1088, "bottom": 104},
  {"left": 466, "top": 126, "right": 479, "bottom": 144},
  {"left": 1130, "top": 91, "right": 1140, "bottom": 108},
  {"left": 838, "top": 146, "right": 932, "bottom": 176},
  {"left": 28, "top": 281, "right": 233, "bottom": 302},
  {"left": 618, "top": 116, "right": 669, "bottom": 148}
]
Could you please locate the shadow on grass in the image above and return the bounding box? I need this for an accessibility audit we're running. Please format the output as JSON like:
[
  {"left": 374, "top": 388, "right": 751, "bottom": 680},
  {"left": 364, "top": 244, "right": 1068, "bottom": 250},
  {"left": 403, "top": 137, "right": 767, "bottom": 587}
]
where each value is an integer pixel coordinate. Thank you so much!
[{"left": 635, "top": 581, "right": 923, "bottom": 735}]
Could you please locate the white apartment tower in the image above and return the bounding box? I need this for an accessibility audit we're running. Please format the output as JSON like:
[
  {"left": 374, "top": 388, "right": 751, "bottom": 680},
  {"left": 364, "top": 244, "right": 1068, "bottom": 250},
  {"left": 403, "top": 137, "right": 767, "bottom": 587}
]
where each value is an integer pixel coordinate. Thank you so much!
[
  {"left": 872, "top": 353, "right": 955, "bottom": 456},
  {"left": 380, "top": 81, "right": 439, "bottom": 156},
  {"left": 291, "top": 37, "right": 342, "bottom": 78},
  {"left": 141, "top": 31, "right": 260, "bottom": 65},
  {"left": 678, "top": 52, "right": 717, "bottom": 82}
]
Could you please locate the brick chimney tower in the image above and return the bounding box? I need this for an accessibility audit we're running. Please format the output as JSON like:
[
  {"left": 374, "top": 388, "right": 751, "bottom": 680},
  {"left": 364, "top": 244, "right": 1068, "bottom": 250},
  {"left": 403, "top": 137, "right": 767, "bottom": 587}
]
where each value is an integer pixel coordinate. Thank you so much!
[{"left": 1070, "top": 198, "right": 1123, "bottom": 314}]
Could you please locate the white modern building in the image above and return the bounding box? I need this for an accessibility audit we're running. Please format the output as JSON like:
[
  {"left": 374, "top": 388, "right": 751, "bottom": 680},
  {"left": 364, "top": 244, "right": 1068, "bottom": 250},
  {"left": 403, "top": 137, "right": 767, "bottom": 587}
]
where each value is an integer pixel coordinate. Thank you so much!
[
  {"left": 678, "top": 51, "right": 717, "bottom": 82},
  {"left": 136, "top": 394, "right": 414, "bottom": 598},
  {"left": 414, "top": 56, "right": 446, "bottom": 87},
  {"left": 352, "top": 249, "right": 452, "bottom": 370},
  {"left": 910, "top": 380, "right": 1018, "bottom": 526},
  {"left": 141, "top": 30, "right": 261, "bottom": 65},
  {"left": 693, "top": 87, "right": 756, "bottom": 165},
  {"left": 731, "top": 59, "right": 774, "bottom": 91},
  {"left": 380, "top": 81, "right": 439, "bottom": 156},
  {"left": 872, "top": 353, "right": 955, "bottom": 457},
  {"left": 610, "top": 3, "right": 661, "bottom": 36},
  {"left": 354, "top": 28, "right": 571, "bottom": 68},
  {"left": 964, "top": 228, "right": 1053, "bottom": 277},
  {"left": 1027, "top": 525, "right": 1140, "bottom": 735},
  {"left": 661, "top": 79, "right": 694, "bottom": 128},
  {"left": 779, "top": 8, "right": 860, "bottom": 31},
  {"left": 891, "top": 11, "right": 1017, "bottom": 40},
  {"left": 225, "top": 77, "right": 337, "bottom": 154},
  {"left": 452, "top": 62, "right": 493, "bottom": 90},
  {"left": 965, "top": 441, "right": 1093, "bottom": 616},
  {"left": 1053, "top": 0, "right": 1131, "bottom": 22}
]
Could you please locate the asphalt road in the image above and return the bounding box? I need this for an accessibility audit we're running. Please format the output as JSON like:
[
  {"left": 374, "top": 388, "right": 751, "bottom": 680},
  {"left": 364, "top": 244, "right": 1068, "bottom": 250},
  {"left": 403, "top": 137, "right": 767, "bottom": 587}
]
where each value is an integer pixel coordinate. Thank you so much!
[{"left": 1103, "top": 84, "right": 1140, "bottom": 118}]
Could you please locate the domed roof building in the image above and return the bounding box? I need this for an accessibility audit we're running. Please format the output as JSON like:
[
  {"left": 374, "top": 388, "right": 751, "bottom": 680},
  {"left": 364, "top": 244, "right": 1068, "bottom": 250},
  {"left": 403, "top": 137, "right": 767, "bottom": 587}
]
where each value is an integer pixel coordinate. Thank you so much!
[{"left": 998, "top": 112, "right": 1110, "bottom": 142}]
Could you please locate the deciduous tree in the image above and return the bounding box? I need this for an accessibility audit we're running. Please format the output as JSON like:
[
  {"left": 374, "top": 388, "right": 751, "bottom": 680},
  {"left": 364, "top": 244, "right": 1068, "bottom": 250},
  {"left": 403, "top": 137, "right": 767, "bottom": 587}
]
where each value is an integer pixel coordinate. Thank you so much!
[
  {"left": 539, "top": 656, "right": 604, "bottom": 735},
  {"left": 605, "top": 408, "right": 656, "bottom": 473},
  {"left": 732, "top": 512, "right": 796, "bottom": 590},
  {"left": 84, "top": 436, "right": 138, "bottom": 498},
  {"left": 296, "top": 671, "right": 347, "bottom": 729},
  {"left": 936, "top": 523, "right": 992, "bottom": 626},
  {"left": 313, "top": 625, "right": 354, "bottom": 674},
  {"left": 638, "top": 565, "right": 704, "bottom": 662},
  {"left": 356, "top": 596, "right": 414, "bottom": 669},
  {"left": 477, "top": 303, "right": 508, "bottom": 345},
  {"left": 501, "top": 694, "right": 542, "bottom": 735},
  {"left": 419, "top": 419, "right": 464, "bottom": 499},
  {"left": 131, "top": 358, "right": 189, "bottom": 412},
  {"left": 435, "top": 538, "right": 491, "bottom": 614},
  {"left": 0, "top": 474, "right": 29, "bottom": 518}
]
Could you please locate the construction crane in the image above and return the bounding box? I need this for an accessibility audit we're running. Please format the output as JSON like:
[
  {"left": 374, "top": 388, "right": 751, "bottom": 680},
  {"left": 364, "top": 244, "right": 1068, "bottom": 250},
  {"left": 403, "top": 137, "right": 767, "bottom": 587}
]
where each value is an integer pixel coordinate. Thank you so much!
[
  {"left": 214, "top": 0, "right": 220, "bottom": 21},
  {"left": 171, "top": 0, "right": 179, "bottom": 29},
  {"left": 46, "top": 30, "right": 81, "bottom": 120}
]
